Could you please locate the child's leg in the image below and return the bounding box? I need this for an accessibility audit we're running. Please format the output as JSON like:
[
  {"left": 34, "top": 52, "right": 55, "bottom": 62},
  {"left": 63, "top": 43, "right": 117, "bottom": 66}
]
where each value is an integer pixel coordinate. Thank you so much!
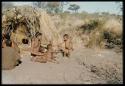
[
  {"left": 67, "top": 50, "right": 71, "bottom": 57},
  {"left": 66, "top": 53, "right": 70, "bottom": 57},
  {"left": 64, "top": 49, "right": 69, "bottom": 57},
  {"left": 62, "top": 51, "right": 65, "bottom": 57},
  {"left": 60, "top": 49, "right": 65, "bottom": 57},
  {"left": 64, "top": 49, "right": 70, "bottom": 57}
]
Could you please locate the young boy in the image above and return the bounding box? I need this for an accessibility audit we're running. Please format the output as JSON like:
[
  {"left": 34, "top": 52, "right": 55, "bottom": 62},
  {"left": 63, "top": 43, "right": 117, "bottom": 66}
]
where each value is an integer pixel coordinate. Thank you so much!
[
  {"left": 60, "top": 34, "right": 73, "bottom": 57},
  {"left": 46, "top": 44, "right": 59, "bottom": 63}
]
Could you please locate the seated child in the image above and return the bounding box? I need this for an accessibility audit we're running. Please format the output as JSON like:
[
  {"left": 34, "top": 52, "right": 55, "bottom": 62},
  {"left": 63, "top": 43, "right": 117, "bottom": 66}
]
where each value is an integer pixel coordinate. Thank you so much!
[{"left": 39, "top": 44, "right": 59, "bottom": 64}]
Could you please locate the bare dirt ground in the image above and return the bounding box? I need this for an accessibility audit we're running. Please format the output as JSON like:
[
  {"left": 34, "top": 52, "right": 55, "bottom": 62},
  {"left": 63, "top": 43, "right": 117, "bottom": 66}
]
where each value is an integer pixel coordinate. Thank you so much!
[{"left": 2, "top": 45, "right": 123, "bottom": 84}]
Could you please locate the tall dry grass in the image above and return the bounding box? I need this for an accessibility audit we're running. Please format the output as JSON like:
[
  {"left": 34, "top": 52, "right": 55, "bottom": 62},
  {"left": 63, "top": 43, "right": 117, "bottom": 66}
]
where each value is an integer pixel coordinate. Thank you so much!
[
  {"left": 52, "top": 12, "right": 122, "bottom": 49},
  {"left": 79, "top": 18, "right": 122, "bottom": 49}
]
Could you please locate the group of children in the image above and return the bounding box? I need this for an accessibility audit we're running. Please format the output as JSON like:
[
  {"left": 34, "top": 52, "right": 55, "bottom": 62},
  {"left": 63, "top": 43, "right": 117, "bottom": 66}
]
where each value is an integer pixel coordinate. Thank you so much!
[
  {"left": 2, "top": 31, "right": 73, "bottom": 70},
  {"left": 30, "top": 32, "right": 74, "bottom": 63}
]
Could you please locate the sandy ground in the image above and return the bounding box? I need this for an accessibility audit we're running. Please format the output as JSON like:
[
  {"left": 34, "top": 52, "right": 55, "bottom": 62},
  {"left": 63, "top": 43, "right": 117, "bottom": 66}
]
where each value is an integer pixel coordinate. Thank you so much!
[{"left": 2, "top": 45, "right": 123, "bottom": 84}]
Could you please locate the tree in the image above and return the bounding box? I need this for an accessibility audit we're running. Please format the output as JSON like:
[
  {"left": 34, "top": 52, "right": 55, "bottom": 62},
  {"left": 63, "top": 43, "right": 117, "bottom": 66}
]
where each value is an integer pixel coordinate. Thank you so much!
[
  {"left": 33, "top": 2, "right": 49, "bottom": 9},
  {"left": 68, "top": 5, "right": 74, "bottom": 13},
  {"left": 46, "top": 2, "right": 61, "bottom": 14},
  {"left": 60, "top": 2, "right": 69, "bottom": 12},
  {"left": 33, "top": 2, "right": 41, "bottom": 8},
  {"left": 68, "top": 4, "right": 80, "bottom": 13},
  {"left": 75, "top": 5, "right": 80, "bottom": 13},
  {"left": 33, "top": 2, "right": 61, "bottom": 14},
  {"left": 101, "top": 12, "right": 110, "bottom": 16},
  {"left": 32, "top": 2, "right": 68, "bottom": 14}
]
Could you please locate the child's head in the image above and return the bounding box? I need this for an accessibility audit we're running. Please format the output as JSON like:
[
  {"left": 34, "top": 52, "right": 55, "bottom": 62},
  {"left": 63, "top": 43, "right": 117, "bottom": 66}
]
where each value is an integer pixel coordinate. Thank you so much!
[
  {"left": 63, "top": 34, "right": 69, "bottom": 41},
  {"left": 47, "top": 44, "right": 52, "bottom": 50}
]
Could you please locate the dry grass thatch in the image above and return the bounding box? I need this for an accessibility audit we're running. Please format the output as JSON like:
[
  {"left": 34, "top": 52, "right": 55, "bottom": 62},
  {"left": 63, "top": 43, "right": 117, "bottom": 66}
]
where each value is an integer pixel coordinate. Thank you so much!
[{"left": 2, "top": 6, "right": 61, "bottom": 45}]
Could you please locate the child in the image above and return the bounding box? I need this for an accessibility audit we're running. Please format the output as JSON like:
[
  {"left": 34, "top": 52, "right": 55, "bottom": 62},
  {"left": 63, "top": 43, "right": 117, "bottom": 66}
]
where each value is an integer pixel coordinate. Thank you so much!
[
  {"left": 30, "top": 32, "right": 47, "bottom": 63},
  {"left": 44, "top": 44, "right": 59, "bottom": 63},
  {"left": 60, "top": 34, "right": 73, "bottom": 57}
]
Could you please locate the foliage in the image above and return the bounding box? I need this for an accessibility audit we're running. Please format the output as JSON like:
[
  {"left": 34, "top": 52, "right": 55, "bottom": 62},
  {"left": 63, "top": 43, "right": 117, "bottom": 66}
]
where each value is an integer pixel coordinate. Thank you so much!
[
  {"left": 32, "top": 2, "right": 69, "bottom": 14},
  {"left": 68, "top": 4, "right": 80, "bottom": 13}
]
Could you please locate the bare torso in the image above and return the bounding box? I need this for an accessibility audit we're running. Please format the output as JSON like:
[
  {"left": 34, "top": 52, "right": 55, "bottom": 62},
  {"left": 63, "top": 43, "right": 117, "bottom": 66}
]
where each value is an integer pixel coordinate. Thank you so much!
[
  {"left": 31, "top": 37, "right": 41, "bottom": 55},
  {"left": 62, "top": 39, "right": 73, "bottom": 50},
  {"left": 30, "top": 37, "right": 48, "bottom": 63},
  {"left": 59, "top": 38, "right": 73, "bottom": 57},
  {"left": 46, "top": 49, "right": 54, "bottom": 59}
]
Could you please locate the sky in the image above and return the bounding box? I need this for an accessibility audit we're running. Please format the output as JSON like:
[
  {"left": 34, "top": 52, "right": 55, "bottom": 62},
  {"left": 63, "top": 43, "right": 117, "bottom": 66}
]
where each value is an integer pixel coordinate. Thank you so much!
[
  {"left": 64, "top": 2, "right": 122, "bottom": 15},
  {"left": 3, "top": 1, "right": 123, "bottom": 15}
]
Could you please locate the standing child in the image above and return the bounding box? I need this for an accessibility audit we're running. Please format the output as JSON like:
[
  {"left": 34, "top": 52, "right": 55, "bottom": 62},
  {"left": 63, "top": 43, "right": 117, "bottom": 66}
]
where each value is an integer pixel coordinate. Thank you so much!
[{"left": 60, "top": 34, "right": 73, "bottom": 57}]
